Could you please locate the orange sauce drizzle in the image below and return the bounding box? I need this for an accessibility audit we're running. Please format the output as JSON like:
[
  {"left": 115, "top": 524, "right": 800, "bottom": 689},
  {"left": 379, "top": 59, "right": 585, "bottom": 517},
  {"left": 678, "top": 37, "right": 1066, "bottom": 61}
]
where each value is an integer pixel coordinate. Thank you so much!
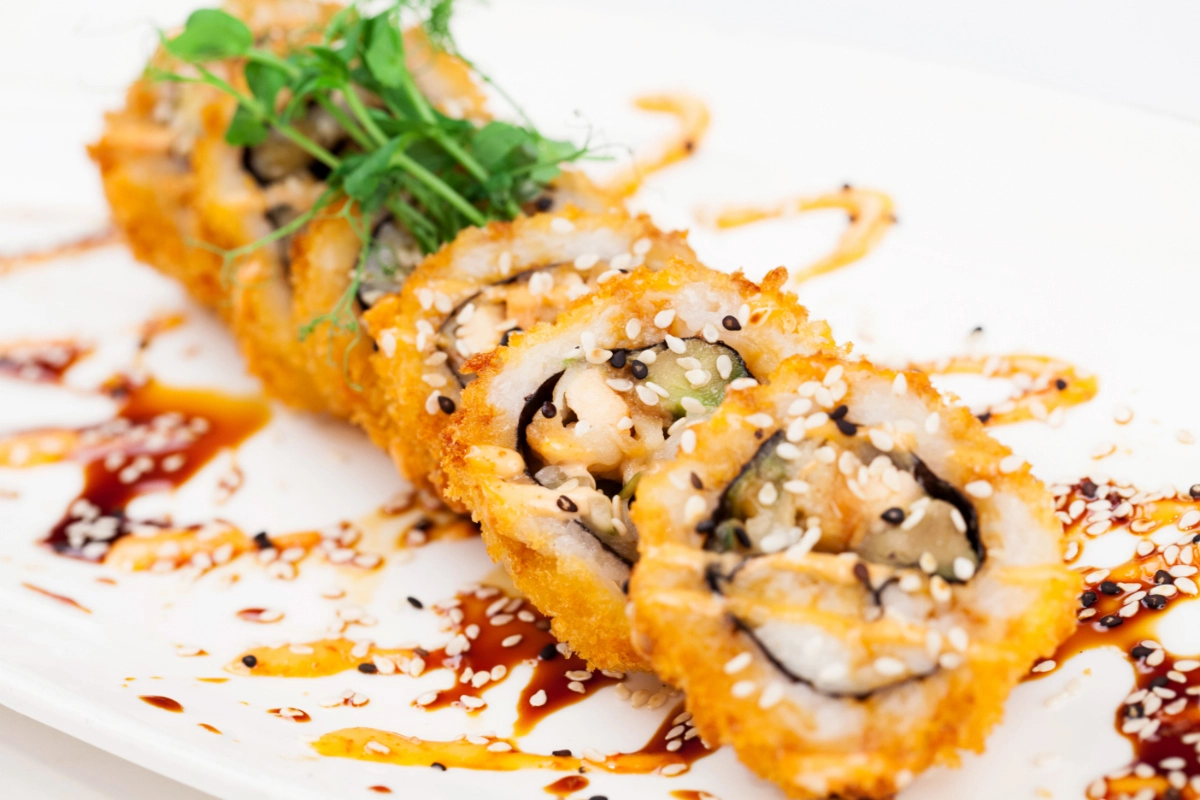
[
  {"left": 671, "top": 792, "right": 720, "bottom": 800},
  {"left": 228, "top": 586, "right": 616, "bottom": 727},
  {"left": 21, "top": 582, "right": 91, "bottom": 614},
  {"left": 605, "top": 93, "right": 710, "bottom": 199},
  {"left": 702, "top": 185, "right": 895, "bottom": 285},
  {"left": 915, "top": 353, "right": 1098, "bottom": 426},
  {"left": 0, "top": 228, "right": 119, "bottom": 275},
  {"left": 198, "top": 723, "right": 221, "bottom": 734},
  {"left": 314, "top": 701, "right": 710, "bottom": 775},
  {"left": 1026, "top": 480, "right": 1200, "bottom": 799}
]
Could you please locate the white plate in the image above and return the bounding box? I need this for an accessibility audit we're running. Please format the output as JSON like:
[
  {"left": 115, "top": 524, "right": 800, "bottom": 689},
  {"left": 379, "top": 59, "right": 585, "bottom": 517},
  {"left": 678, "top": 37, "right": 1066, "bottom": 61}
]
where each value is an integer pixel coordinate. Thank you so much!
[{"left": 2, "top": 1, "right": 1200, "bottom": 798}]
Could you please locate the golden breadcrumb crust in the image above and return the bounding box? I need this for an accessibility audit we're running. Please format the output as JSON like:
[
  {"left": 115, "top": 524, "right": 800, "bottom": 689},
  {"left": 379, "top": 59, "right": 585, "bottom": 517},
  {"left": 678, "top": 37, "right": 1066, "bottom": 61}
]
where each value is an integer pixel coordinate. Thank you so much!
[{"left": 630, "top": 354, "right": 1080, "bottom": 799}]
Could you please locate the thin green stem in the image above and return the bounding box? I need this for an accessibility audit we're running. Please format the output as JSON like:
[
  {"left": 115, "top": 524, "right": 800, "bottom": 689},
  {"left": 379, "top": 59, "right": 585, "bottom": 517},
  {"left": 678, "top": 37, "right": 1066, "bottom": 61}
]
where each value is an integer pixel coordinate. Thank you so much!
[
  {"left": 342, "top": 87, "right": 389, "bottom": 147},
  {"left": 390, "top": 151, "right": 487, "bottom": 226},
  {"left": 314, "top": 93, "right": 373, "bottom": 150}
]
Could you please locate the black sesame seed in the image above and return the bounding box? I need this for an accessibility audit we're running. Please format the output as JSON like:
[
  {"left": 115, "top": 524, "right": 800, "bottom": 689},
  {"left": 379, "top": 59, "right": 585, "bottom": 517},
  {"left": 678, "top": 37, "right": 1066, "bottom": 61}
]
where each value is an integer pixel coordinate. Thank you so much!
[
  {"left": 971, "top": 325, "right": 984, "bottom": 335},
  {"left": 589, "top": 796, "right": 609, "bottom": 800},
  {"left": 721, "top": 315, "right": 741, "bottom": 331},
  {"left": 557, "top": 495, "right": 578, "bottom": 513},
  {"left": 414, "top": 647, "right": 430, "bottom": 658},
  {"left": 976, "top": 411, "right": 992, "bottom": 424},
  {"left": 358, "top": 662, "right": 378, "bottom": 674},
  {"left": 1150, "top": 675, "right": 1170, "bottom": 688},
  {"left": 609, "top": 350, "right": 627, "bottom": 369},
  {"left": 499, "top": 327, "right": 523, "bottom": 347},
  {"left": 690, "top": 472, "right": 703, "bottom": 490},
  {"left": 431, "top": 762, "right": 447, "bottom": 771},
  {"left": 1099, "top": 581, "right": 1120, "bottom": 596},
  {"left": 1055, "top": 378, "right": 1068, "bottom": 391},
  {"left": 1165, "top": 788, "right": 1182, "bottom": 800},
  {"left": 252, "top": 531, "right": 273, "bottom": 550},
  {"left": 1125, "top": 703, "right": 1144, "bottom": 718},
  {"left": 621, "top": 579, "right": 629, "bottom": 594},
  {"left": 541, "top": 401, "right": 557, "bottom": 419},
  {"left": 540, "top": 644, "right": 559, "bottom": 661},
  {"left": 1131, "top": 644, "right": 1153, "bottom": 659},
  {"left": 695, "top": 519, "right": 715, "bottom": 534},
  {"left": 1191, "top": 484, "right": 1200, "bottom": 500},
  {"left": 414, "top": 518, "right": 435, "bottom": 531},
  {"left": 1080, "top": 590, "right": 1097, "bottom": 608},
  {"left": 841, "top": 182, "right": 853, "bottom": 191},
  {"left": 853, "top": 562, "right": 870, "bottom": 585},
  {"left": 552, "top": 749, "right": 572, "bottom": 757},
  {"left": 437, "top": 396, "right": 456, "bottom": 414},
  {"left": 406, "top": 596, "right": 424, "bottom": 610},
  {"left": 1142, "top": 594, "right": 1167, "bottom": 610},
  {"left": 734, "top": 526, "right": 751, "bottom": 549},
  {"left": 534, "top": 196, "right": 553, "bottom": 212},
  {"left": 881, "top": 507, "right": 905, "bottom": 525},
  {"left": 241, "top": 654, "right": 258, "bottom": 668},
  {"left": 1154, "top": 570, "right": 1173, "bottom": 585},
  {"left": 1080, "top": 479, "right": 1098, "bottom": 498},
  {"left": 1098, "top": 615, "right": 1123, "bottom": 628},
  {"left": 829, "top": 404, "right": 849, "bottom": 420},
  {"left": 630, "top": 361, "right": 648, "bottom": 380},
  {"left": 1194, "top": 534, "right": 1200, "bottom": 544},
  {"left": 834, "top": 418, "right": 858, "bottom": 436}
]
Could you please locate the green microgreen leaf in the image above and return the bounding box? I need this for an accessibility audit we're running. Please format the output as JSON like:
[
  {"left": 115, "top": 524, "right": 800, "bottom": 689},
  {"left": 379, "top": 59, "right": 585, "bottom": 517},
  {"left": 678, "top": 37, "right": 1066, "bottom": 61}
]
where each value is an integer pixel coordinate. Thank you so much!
[
  {"left": 244, "top": 60, "right": 290, "bottom": 109},
  {"left": 364, "top": 13, "right": 407, "bottom": 88},
  {"left": 165, "top": 9, "right": 252, "bottom": 62},
  {"left": 225, "top": 104, "right": 269, "bottom": 146}
]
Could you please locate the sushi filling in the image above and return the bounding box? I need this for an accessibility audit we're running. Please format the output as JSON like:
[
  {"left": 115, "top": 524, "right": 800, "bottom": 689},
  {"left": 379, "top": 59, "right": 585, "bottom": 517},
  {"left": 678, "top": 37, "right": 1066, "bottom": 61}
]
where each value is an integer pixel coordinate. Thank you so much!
[
  {"left": 518, "top": 338, "right": 752, "bottom": 566},
  {"left": 242, "top": 104, "right": 346, "bottom": 186},
  {"left": 356, "top": 220, "right": 424, "bottom": 309},
  {"left": 702, "top": 406, "right": 985, "bottom": 696},
  {"left": 704, "top": 414, "right": 982, "bottom": 582},
  {"left": 436, "top": 258, "right": 643, "bottom": 386}
]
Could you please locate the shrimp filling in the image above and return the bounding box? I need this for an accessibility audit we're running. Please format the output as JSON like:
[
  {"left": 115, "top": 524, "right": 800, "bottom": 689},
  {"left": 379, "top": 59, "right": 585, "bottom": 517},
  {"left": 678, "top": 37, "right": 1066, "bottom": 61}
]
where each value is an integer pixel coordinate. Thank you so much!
[{"left": 518, "top": 338, "right": 751, "bottom": 565}]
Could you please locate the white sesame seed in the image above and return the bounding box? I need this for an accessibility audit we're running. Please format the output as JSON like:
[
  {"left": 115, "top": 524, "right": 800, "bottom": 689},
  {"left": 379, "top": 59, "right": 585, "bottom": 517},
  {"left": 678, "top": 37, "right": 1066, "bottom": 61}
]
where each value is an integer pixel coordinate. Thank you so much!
[
  {"left": 868, "top": 429, "right": 894, "bottom": 452},
  {"left": 1179, "top": 510, "right": 1200, "bottom": 530},
  {"left": 625, "top": 319, "right": 641, "bottom": 339},
  {"left": 925, "top": 412, "right": 940, "bottom": 434},
  {"left": 605, "top": 378, "right": 633, "bottom": 392},
  {"left": 783, "top": 479, "right": 809, "bottom": 495},
  {"left": 550, "top": 217, "right": 574, "bottom": 233},
  {"left": 636, "top": 386, "right": 659, "bottom": 406},
  {"left": 776, "top": 442, "right": 801, "bottom": 460},
  {"left": 487, "top": 742, "right": 512, "bottom": 753},
  {"left": 757, "top": 483, "right": 779, "bottom": 506},
  {"left": 823, "top": 365, "right": 844, "bottom": 386},
  {"left": 653, "top": 309, "right": 676, "bottom": 329},
  {"left": 1032, "top": 660, "right": 1056, "bottom": 673},
  {"left": 610, "top": 253, "right": 633, "bottom": 271},
  {"left": 999, "top": 455, "right": 1024, "bottom": 473},
  {"left": 680, "top": 430, "right": 696, "bottom": 454},
  {"left": 953, "top": 557, "right": 976, "bottom": 581},
  {"left": 364, "top": 741, "right": 391, "bottom": 755},
  {"left": 873, "top": 657, "right": 906, "bottom": 676},
  {"left": 665, "top": 335, "right": 686, "bottom": 354},
  {"left": 681, "top": 397, "right": 705, "bottom": 415},
  {"left": 965, "top": 480, "right": 993, "bottom": 498},
  {"left": 724, "top": 652, "right": 752, "bottom": 674},
  {"left": 731, "top": 680, "right": 757, "bottom": 698},
  {"left": 684, "top": 495, "right": 707, "bottom": 524},
  {"left": 728, "top": 377, "right": 758, "bottom": 391},
  {"left": 892, "top": 373, "right": 908, "bottom": 396},
  {"left": 574, "top": 253, "right": 599, "bottom": 271}
]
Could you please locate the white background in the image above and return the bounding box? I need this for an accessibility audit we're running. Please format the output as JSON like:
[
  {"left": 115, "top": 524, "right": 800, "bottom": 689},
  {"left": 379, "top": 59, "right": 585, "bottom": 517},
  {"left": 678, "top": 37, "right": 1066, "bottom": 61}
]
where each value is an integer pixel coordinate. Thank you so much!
[{"left": 1, "top": 1, "right": 1197, "bottom": 797}]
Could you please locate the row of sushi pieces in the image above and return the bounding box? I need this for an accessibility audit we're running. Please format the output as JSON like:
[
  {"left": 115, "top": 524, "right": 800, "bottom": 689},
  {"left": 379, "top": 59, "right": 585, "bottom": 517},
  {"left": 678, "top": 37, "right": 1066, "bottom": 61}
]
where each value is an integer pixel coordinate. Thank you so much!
[{"left": 90, "top": 2, "right": 1079, "bottom": 797}]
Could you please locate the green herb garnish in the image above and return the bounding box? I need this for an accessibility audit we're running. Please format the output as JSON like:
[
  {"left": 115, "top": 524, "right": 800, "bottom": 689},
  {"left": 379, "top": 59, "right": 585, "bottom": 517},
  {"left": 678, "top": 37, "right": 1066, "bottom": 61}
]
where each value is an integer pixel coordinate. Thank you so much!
[{"left": 153, "top": 0, "right": 590, "bottom": 347}]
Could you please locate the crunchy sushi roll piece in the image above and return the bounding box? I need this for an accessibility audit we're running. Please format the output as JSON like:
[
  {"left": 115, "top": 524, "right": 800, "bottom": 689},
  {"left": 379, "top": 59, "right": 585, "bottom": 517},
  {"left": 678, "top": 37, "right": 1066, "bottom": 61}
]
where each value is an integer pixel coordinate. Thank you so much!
[
  {"left": 88, "top": 0, "right": 334, "bottom": 312},
  {"left": 290, "top": 187, "right": 616, "bottom": 455},
  {"left": 364, "top": 207, "right": 694, "bottom": 497},
  {"left": 441, "top": 262, "right": 836, "bottom": 669},
  {"left": 195, "top": 23, "right": 488, "bottom": 410},
  {"left": 630, "top": 355, "right": 1078, "bottom": 798}
]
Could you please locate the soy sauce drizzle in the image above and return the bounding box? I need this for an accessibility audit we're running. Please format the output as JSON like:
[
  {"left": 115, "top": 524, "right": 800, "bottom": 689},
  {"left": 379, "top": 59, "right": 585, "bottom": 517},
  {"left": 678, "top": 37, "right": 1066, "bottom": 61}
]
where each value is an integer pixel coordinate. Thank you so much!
[
  {"left": 1027, "top": 479, "right": 1200, "bottom": 799},
  {"left": 0, "top": 340, "right": 90, "bottom": 384},
  {"left": 33, "top": 379, "right": 270, "bottom": 561},
  {"left": 229, "top": 586, "right": 617, "bottom": 729}
]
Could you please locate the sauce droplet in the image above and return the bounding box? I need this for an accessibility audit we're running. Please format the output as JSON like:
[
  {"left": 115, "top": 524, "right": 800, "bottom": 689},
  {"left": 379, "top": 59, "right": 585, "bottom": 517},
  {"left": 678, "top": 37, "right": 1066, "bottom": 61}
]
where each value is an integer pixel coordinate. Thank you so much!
[
  {"left": 21, "top": 582, "right": 91, "bottom": 614},
  {"left": 543, "top": 775, "right": 588, "bottom": 796},
  {"left": 198, "top": 723, "right": 221, "bottom": 734},
  {"left": 139, "top": 695, "right": 182, "bottom": 713}
]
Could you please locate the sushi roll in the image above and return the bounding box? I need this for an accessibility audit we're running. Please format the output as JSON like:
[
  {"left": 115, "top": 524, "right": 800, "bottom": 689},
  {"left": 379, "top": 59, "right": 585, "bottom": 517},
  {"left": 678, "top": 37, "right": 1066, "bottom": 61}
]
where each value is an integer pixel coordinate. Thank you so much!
[
  {"left": 440, "top": 261, "right": 836, "bottom": 669},
  {"left": 363, "top": 207, "right": 695, "bottom": 500},
  {"left": 194, "top": 18, "right": 488, "bottom": 410},
  {"left": 288, "top": 183, "right": 617, "bottom": 455},
  {"left": 629, "top": 354, "right": 1079, "bottom": 798}
]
